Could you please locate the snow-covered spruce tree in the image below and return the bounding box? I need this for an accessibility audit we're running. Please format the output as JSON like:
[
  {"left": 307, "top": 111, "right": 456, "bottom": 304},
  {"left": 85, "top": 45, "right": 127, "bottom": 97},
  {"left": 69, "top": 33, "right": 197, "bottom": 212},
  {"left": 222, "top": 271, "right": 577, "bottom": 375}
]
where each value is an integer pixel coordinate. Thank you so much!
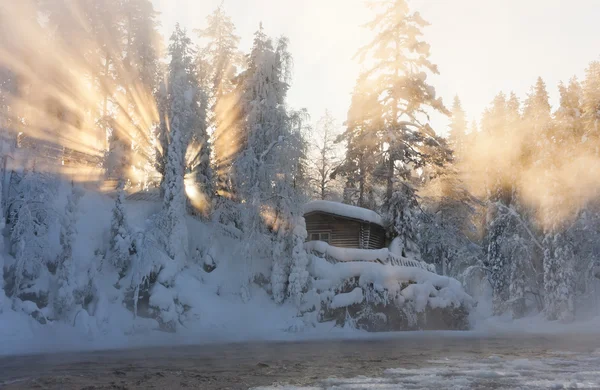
[
  {"left": 581, "top": 61, "right": 600, "bottom": 146},
  {"left": 146, "top": 25, "right": 212, "bottom": 327},
  {"left": 104, "top": 117, "right": 130, "bottom": 184},
  {"left": 357, "top": 0, "right": 450, "bottom": 202},
  {"left": 287, "top": 217, "right": 309, "bottom": 306},
  {"left": 543, "top": 230, "right": 576, "bottom": 321},
  {"left": 53, "top": 184, "right": 85, "bottom": 320},
  {"left": 157, "top": 25, "right": 198, "bottom": 263},
  {"left": 6, "top": 171, "right": 56, "bottom": 308},
  {"left": 483, "top": 203, "right": 512, "bottom": 314},
  {"left": 195, "top": 4, "right": 241, "bottom": 113},
  {"left": 333, "top": 75, "right": 381, "bottom": 209},
  {"left": 507, "top": 233, "right": 536, "bottom": 318},
  {"left": 120, "top": 0, "right": 162, "bottom": 190},
  {"left": 448, "top": 95, "right": 468, "bottom": 161},
  {"left": 483, "top": 199, "right": 542, "bottom": 316},
  {"left": 109, "top": 182, "right": 135, "bottom": 278},
  {"left": 385, "top": 183, "right": 421, "bottom": 259},
  {"left": 195, "top": 5, "right": 242, "bottom": 198},
  {"left": 310, "top": 110, "right": 341, "bottom": 200},
  {"left": 419, "top": 171, "right": 481, "bottom": 276},
  {"left": 231, "top": 26, "right": 306, "bottom": 303}
]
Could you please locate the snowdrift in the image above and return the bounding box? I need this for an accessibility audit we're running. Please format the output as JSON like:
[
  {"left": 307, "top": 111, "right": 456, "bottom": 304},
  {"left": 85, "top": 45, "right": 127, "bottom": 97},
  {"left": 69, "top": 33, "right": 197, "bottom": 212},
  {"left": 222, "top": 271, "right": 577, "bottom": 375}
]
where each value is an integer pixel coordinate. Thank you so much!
[{"left": 303, "top": 245, "right": 473, "bottom": 331}]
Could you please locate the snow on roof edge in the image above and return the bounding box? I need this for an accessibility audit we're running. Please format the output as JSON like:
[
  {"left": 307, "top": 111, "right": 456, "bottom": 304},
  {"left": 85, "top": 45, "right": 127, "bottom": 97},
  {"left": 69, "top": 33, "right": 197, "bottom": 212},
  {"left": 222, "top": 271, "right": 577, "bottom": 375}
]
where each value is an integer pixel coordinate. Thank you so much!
[{"left": 303, "top": 200, "right": 384, "bottom": 226}]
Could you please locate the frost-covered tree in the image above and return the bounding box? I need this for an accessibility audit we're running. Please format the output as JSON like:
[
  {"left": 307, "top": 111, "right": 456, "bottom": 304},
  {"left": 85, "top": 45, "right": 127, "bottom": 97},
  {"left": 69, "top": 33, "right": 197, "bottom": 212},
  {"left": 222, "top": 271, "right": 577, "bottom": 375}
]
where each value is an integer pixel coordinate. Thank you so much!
[
  {"left": 159, "top": 24, "right": 198, "bottom": 263},
  {"left": 581, "top": 61, "right": 600, "bottom": 142},
  {"left": 157, "top": 25, "right": 212, "bottom": 211},
  {"left": 334, "top": 76, "right": 381, "bottom": 208},
  {"left": 195, "top": 6, "right": 242, "bottom": 197},
  {"left": 419, "top": 171, "right": 480, "bottom": 276},
  {"left": 229, "top": 25, "right": 307, "bottom": 303},
  {"left": 54, "top": 184, "right": 84, "bottom": 319},
  {"left": 385, "top": 183, "right": 421, "bottom": 259},
  {"left": 356, "top": 0, "right": 450, "bottom": 202},
  {"left": 104, "top": 118, "right": 130, "bottom": 183},
  {"left": 309, "top": 110, "right": 340, "bottom": 200},
  {"left": 109, "top": 182, "right": 135, "bottom": 277},
  {"left": 448, "top": 95, "right": 467, "bottom": 161},
  {"left": 543, "top": 230, "right": 576, "bottom": 321},
  {"left": 6, "top": 171, "right": 56, "bottom": 305},
  {"left": 287, "top": 217, "right": 309, "bottom": 306},
  {"left": 484, "top": 203, "right": 512, "bottom": 314},
  {"left": 555, "top": 77, "right": 583, "bottom": 144},
  {"left": 195, "top": 5, "right": 241, "bottom": 107}
]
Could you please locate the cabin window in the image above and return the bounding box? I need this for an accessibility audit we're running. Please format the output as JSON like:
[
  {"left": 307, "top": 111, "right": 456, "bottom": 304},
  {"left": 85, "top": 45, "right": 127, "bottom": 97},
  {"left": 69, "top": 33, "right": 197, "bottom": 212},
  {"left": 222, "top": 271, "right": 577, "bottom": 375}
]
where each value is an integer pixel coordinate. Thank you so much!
[{"left": 309, "top": 232, "right": 330, "bottom": 243}]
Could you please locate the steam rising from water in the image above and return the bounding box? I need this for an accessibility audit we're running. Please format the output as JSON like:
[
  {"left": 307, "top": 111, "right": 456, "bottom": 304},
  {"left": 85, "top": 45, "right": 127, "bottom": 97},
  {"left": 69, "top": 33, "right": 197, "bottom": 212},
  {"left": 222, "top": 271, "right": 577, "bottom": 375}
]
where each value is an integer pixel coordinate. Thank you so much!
[{"left": 461, "top": 113, "right": 600, "bottom": 229}]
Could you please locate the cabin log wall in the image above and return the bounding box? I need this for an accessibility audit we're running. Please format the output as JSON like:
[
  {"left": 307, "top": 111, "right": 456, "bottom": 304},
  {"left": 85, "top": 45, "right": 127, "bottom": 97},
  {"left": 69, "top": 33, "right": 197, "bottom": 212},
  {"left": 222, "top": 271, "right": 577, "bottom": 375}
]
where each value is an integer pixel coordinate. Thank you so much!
[{"left": 305, "top": 211, "right": 386, "bottom": 250}]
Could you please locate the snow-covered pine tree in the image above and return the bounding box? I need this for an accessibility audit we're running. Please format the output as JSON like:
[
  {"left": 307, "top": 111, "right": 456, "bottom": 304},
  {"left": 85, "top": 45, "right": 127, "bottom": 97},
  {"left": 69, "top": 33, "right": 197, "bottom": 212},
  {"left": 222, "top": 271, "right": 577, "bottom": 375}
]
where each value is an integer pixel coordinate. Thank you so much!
[
  {"left": 120, "top": 0, "right": 162, "bottom": 190},
  {"left": 230, "top": 25, "right": 306, "bottom": 303},
  {"left": 287, "top": 217, "right": 309, "bottom": 306},
  {"left": 419, "top": 170, "right": 480, "bottom": 276},
  {"left": 386, "top": 183, "right": 421, "bottom": 259},
  {"left": 288, "top": 108, "right": 311, "bottom": 199},
  {"left": 159, "top": 24, "right": 197, "bottom": 265},
  {"left": 448, "top": 95, "right": 467, "bottom": 161},
  {"left": 195, "top": 5, "right": 241, "bottom": 109},
  {"left": 555, "top": 77, "right": 583, "bottom": 145},
  {"left": 104, "top": 117, "right": 130, "bottom": 184},
  {"left": 310, "top": 110, "right": 340, "bottom": 200},
  {"left": 356, "top": 0, "right": 450, "bottom": 204},
  {"left": 334, "top": 75, "right": 381, "bottom": 209},
  {"left": 581, "top": 61, "right": 600, "bottom": 146},
  {"left": 109, "top": 181, "right": 135, "bottom": 278},
  {"left": 53, "top": 183, "right": 84, "bottom": 319},
  {"left": 6, "top": 171, "right": 56, "bottom": 306},
  {"left": 484, "top": 202, "right": 512, "bottom": 314},
  {"left": 543, "top": 230, "right": 576, "bottom": 321},
  {"left": 196, "top": 5, "right": 242, "bottom": 198}
]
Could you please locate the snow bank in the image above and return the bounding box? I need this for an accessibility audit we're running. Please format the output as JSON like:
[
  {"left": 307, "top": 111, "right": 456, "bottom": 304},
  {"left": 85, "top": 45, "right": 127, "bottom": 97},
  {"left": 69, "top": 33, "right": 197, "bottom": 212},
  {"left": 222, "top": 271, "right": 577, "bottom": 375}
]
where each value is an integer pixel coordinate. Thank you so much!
[
  {"left": 303, "top": 200, "right": 384, "bottom": 226},
  {"left": 310, "top": 256, "right": 472, "bottom": 310},
  {"left": 302, "top": 253, "right": 473, "bottom": 331},
  {"left": 305, "top": 240, "right": 435, "bottom": 272},
  {"left": 305, "top": 241, "right": 389, "bottom": 262},
  {"left": 330, "top": 287, "right": 364, "bottom": 309}
]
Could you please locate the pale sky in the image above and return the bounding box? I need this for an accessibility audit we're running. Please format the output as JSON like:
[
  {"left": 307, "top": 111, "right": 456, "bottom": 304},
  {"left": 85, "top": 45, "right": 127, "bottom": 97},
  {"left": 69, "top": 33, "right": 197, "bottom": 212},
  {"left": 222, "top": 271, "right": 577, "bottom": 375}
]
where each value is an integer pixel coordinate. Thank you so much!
[{"left": 152, "top": 0, "right": 600, "bottom": 136}]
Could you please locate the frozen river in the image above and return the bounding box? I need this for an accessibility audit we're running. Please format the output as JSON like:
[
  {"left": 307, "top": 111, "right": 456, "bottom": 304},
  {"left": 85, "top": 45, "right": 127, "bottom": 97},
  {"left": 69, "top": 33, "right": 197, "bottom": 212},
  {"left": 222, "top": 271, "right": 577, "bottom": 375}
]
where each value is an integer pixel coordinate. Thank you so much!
[{"left": 2, "top": 332, "right": 600, "bottom": 389}]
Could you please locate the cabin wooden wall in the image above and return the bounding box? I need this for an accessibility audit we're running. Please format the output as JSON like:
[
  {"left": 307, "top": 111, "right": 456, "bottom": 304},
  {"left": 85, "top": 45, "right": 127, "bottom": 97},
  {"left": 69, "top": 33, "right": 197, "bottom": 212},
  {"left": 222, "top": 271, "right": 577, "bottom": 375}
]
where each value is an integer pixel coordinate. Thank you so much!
[
  {"left": 305, "top": 212, "right": 361, "bottom": 248},
  {"left": 366, "top": 224, "right": 386, "bottom": 249},
  {"left": 305, "top": 212, "right": 386, "bottom": 249}
]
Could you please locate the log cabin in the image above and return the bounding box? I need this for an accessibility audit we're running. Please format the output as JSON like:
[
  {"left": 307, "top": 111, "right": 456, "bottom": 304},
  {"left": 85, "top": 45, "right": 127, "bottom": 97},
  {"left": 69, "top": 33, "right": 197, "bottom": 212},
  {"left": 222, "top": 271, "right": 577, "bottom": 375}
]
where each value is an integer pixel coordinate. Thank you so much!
[{"left": 303, "top": 200, "right": 387, "bottom": 250}]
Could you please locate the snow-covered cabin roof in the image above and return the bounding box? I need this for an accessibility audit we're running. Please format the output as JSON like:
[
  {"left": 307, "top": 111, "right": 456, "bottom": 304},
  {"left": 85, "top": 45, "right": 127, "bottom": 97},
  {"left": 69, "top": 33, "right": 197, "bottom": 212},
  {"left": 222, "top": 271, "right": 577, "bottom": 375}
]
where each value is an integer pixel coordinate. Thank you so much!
[{"left": 303, "top": 200, "right": 384, "bottom": 227}]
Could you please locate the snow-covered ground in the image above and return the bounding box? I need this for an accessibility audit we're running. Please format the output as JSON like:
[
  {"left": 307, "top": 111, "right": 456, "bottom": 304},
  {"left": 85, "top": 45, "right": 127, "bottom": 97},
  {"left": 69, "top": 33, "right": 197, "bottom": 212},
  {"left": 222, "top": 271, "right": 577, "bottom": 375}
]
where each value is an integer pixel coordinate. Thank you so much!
[{"left": 1, "top": 186, "right": 599, "bottom": 360}]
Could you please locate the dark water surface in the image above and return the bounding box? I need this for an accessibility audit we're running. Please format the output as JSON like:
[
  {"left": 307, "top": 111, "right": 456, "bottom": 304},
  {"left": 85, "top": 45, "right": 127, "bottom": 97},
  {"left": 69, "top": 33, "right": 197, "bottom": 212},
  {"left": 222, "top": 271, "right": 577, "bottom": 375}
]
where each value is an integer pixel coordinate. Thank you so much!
[{"left": 2, "top": 332, "right": 600, "bottom": 389}]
